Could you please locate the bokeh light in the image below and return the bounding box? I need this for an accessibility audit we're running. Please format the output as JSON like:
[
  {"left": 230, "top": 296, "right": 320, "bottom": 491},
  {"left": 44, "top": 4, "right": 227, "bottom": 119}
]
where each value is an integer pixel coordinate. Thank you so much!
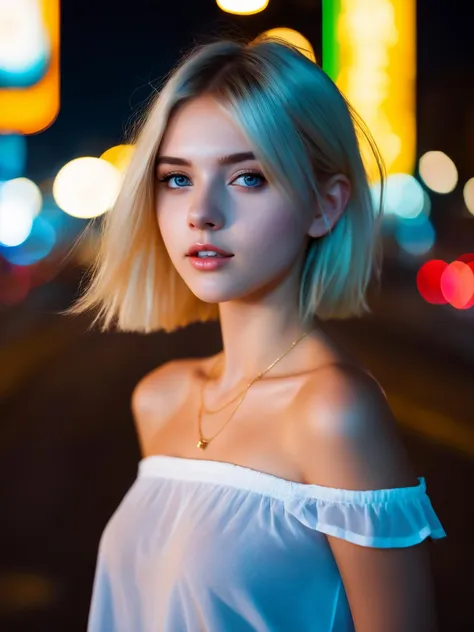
[
  {"left": 0, "top": 203, "right": 33, "bottom": 247},
  {"left": 0, "top": 178, "right": 42, "bottom": 247},
  {"left": 0, "top": 134, "right": 27, "bottom": 180},
  {"left": 1, "top": 177, "right": 42, "bottom": 216},
  {"left": 52, "top": 157, "right": 122, "bottom": 219},
  {"left": 327, "top": 0, "right": 416, "bottom": 178},
  {"left": 440, "top": 261, "right": 474, "bottom": 309},
  {"left": 417, "top": 257, "right": 474, "bottom": 309},
  {"left": 216, "top": 0, "right": 268, "bottom": 16},
  {"left": 100, "top": 144, "right": 135, "bottom": 173},
  {"left": 0, "top": 0, "right": 60, "bottom": 133},
  {"left": 454, "top": 254, "right": 474, "bottom": 309},
  {"left": 457, "top": 253, "right": 474, "bottom": 265},
  {"left": 421, "top": 189, "right": 432, "bottom": 217},
  {"left": 463, "top": 177, "right": 474, "bottom": 216},
  {"left": 417, "top": 260, "right": 448, "bottom": 304},
  {"left": 258, "top": 28, "right": 316, "bottom": 62},
  {"left": 1, "top": 215, "right": 56, "bottom": 266},
  {"left": 0, "top": 0, "right": 50, "bottom": 87},
  {"left": 372, "top": 173, "right": 424, "bottom": 218},
  {"left": 464, "top": 264, "right": 474, "bottom": 309},
  {"left": 395, "top": 213, "right": 435, "bottom": 256},
  {"left": 418, "top": 150, "right": 458, "bottom": 194}
]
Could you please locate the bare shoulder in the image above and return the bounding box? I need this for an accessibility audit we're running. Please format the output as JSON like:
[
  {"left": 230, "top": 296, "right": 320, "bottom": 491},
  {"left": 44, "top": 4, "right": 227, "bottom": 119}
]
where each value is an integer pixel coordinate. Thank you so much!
[
  {"left": 131, "top": 358, "right": 194, "bottom": 454},
  {"left": 295, "top": 363, "right": 439, "bottom": 632},
  {"left": 294, "top": 362, "right": 418, "bottom": 490},
  {"left": 131, "top": 358, "right": 192, "bottom": 411}
]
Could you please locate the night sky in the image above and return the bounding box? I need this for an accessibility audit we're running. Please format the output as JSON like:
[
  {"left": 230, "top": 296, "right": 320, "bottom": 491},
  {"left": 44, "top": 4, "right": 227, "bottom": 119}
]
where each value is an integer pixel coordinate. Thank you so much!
[{"left": 25, "top": 0, "right": 474, "bottom": 185}]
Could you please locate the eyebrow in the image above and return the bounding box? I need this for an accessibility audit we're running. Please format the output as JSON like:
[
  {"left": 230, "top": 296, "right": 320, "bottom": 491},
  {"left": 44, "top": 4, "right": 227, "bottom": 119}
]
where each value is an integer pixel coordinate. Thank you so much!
[{"left": 156, "top": 151, "right": 257, "bottom": 167}]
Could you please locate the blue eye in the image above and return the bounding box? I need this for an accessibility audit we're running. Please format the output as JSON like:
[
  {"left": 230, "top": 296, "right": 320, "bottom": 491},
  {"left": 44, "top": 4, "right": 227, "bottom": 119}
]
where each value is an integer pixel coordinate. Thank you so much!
[
  {"left": 158, "top": 173, "right": 190, "bottom": 189},
  {"left": 232, "top": 172, "right": 266, "bottom": 188},
  {"left": 157, "top": 170, "right": 267, "bottom": 190}
]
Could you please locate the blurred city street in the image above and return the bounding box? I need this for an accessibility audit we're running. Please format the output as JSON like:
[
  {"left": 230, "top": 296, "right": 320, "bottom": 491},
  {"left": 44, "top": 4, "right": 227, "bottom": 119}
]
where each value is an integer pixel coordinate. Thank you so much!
[
  {"left": 1, "top": 0, "right": 473, "bottom": 630},
  {"left": 0, "top": 253, "right": 473, "bottom": 631}
]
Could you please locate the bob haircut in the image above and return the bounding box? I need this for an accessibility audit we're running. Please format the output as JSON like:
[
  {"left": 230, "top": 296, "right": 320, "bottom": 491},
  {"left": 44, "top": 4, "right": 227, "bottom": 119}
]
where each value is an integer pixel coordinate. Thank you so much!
[{"left": 62, "top": 36, "right": 384, "bottom": 334}]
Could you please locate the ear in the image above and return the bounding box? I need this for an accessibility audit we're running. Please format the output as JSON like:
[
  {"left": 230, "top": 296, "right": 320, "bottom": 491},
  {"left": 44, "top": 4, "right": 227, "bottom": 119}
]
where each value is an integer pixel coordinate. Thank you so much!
[{"left": 308, "top": 174, "right": 351, "bottom": 238}]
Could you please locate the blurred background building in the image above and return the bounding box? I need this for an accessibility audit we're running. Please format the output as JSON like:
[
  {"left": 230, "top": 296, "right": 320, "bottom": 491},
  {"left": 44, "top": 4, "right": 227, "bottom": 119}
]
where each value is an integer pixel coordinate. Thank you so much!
[{"left": 0, "top": 1, "right": 472, "bottom": 630}]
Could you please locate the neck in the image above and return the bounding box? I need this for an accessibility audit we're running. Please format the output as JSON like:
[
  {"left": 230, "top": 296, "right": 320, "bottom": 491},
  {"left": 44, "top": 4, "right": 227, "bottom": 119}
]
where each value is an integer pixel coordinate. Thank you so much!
[{"left": 212, "top": 307, "right": 315, "bottom": 392}]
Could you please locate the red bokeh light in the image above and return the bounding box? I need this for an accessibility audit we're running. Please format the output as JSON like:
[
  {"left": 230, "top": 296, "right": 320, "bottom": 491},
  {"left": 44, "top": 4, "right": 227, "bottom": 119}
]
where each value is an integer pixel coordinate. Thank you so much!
[
  {"left": 440, "top": 261, "right": 474, "bottom": 308},
  {"left": 417, "top": 256, "right": 474, "bottom": 309},
  {"left": 417, "top": 260, "right": 448, "bottom": 304},
  {"left": 460, "top": 261, "right": 474, "bottom": 309}
]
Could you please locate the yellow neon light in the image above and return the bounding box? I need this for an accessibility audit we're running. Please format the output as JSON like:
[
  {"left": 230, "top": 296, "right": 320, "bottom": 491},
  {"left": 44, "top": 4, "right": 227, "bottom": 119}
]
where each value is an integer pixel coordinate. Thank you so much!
[
  {"left": 216, "top": 0, "right": 268, "bottom": 16},
  {"left": 335, "top": 0, "right": 416, "bottom": 178},
  {"left": 0, "top": 0, "right": 60, "bottom": 134}
]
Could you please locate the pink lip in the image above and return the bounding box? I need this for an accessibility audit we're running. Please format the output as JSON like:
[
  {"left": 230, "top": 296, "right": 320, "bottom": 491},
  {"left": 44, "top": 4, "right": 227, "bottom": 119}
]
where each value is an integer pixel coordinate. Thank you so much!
[
  {"left": 187, "top": 256, "right": 233, "bottom": 271},
  {"left": 186, "top": 242, "right": 233, "bottom": 257}
]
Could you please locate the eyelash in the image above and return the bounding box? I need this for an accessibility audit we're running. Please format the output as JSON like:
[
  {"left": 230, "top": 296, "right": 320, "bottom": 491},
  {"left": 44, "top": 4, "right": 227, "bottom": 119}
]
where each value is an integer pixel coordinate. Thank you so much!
[{"left": 157, "top": 170, "right": 267, "bottom": 190}]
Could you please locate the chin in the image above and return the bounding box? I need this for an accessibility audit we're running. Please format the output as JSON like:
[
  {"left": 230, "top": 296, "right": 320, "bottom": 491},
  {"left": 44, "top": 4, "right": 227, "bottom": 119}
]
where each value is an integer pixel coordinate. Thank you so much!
[
  {"left": 189, "top": 289, "right": 230, "bottom": 304},
  {"left": 184, "top": 278, "right": 239, "bottom": 303}
]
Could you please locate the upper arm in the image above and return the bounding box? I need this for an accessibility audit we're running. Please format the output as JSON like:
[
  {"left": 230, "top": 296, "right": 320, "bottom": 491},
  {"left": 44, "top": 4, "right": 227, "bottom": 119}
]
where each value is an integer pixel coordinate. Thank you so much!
[
  {"left": 131, "top": 359, "right": 189, "bottom": 456},
  {"left": 294, "top": 365, "right": 439, "bottom": 632}
]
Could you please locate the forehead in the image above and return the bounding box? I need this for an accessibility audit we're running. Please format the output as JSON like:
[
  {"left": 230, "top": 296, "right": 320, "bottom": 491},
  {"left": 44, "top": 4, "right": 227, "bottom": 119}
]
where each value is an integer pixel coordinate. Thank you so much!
[{"left": 159, "top": 97, "right": 252, "bottom": 158}]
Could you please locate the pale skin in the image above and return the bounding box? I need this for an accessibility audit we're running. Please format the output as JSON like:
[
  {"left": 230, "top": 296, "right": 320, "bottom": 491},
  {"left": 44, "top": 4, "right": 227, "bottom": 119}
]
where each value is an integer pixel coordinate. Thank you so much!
[
  {"left": 133, "top": 95, "right": 440, "bottom": 631},
  {"left": 155, "top": 96, "right": 350, "bottom": 391}
]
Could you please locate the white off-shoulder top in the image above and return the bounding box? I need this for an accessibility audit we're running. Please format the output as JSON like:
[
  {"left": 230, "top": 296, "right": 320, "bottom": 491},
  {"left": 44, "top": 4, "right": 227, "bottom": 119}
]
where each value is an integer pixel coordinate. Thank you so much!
[{"left": 87, "top": 455, "right": 447, "bottom": 632}]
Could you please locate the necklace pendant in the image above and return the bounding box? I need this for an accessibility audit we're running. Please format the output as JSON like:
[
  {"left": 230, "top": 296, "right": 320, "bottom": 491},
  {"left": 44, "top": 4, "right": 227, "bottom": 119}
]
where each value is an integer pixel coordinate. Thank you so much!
[{"left": 197, "top": 438, "right": 209, "bottom": 450}]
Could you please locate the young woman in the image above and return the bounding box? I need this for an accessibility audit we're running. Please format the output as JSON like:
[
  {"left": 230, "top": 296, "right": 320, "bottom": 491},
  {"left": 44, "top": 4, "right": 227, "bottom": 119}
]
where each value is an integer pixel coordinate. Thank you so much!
[{"left": 66, "top": 37, "right": 446, "bottom": 631}]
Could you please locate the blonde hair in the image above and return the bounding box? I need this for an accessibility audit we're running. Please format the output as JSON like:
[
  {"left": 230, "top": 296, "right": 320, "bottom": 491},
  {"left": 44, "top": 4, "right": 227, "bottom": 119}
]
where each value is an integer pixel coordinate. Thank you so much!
[{"left": 61, "top": 36, "right": 384, "bottom": 334}]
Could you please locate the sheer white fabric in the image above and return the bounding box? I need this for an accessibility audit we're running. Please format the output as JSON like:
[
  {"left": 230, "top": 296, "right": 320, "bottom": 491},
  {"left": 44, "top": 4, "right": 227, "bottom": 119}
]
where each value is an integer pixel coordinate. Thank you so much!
[{"left": 88, "top": 455, "right": 446, "bottom": 632}]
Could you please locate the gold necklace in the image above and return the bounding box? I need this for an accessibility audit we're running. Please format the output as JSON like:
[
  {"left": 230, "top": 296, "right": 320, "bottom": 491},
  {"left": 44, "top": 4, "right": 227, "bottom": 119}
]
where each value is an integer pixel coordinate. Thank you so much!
[{"left": 196, "top": 329, "right": 311, "bottom": 450}]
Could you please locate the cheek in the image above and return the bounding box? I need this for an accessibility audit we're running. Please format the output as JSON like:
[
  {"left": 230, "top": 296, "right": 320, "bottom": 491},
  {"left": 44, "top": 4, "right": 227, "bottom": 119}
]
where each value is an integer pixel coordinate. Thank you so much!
[
  {"left": 156, "top": 213, "right": 179, "bottom": 264},
  {"left": 248, "top": 205, "right": 303, "bottom": 262},
  {"left": 156, "top": 202, "right": 178, "bottom": 247}
]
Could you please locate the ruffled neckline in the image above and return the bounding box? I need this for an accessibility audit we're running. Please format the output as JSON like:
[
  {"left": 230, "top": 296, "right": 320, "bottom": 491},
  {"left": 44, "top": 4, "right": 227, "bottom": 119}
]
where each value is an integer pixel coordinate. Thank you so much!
[{"left": 138, "top": 454, "right": 426, "bottom": 504}]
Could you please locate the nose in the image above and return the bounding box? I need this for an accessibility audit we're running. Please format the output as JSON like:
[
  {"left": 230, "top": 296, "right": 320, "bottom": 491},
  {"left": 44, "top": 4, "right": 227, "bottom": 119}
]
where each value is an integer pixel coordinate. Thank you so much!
[{"left": 187, "top": 183, "right": 226, "bottom": 230}]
